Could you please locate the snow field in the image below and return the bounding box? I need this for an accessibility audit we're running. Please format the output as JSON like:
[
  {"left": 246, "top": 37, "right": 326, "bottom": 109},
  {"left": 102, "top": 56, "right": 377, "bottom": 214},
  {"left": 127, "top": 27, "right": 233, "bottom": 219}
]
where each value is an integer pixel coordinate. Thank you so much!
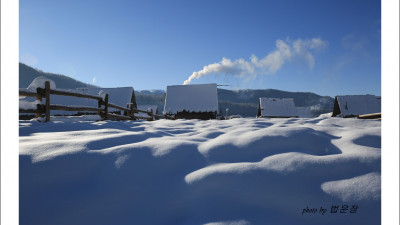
[{"left": 19, "top": 117, "right": 381, "bottom": 225}]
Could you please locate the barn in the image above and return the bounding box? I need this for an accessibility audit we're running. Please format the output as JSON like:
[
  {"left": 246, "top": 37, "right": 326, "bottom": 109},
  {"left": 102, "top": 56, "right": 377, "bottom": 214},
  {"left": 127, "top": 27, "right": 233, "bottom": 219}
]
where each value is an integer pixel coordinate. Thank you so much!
[
  {"left": 331, "top": 95, "right": 381, "bottom": 118},
  {"left": 163, "top": 83, "right": 219, "bottom": 120}
]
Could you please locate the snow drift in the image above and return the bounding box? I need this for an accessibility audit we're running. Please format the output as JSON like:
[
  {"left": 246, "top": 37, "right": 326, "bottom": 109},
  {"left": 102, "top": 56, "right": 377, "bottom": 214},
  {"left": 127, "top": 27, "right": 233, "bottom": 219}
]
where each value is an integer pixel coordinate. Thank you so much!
[{"left": 19, "top": 117, "right": 381, "bottom": 225}]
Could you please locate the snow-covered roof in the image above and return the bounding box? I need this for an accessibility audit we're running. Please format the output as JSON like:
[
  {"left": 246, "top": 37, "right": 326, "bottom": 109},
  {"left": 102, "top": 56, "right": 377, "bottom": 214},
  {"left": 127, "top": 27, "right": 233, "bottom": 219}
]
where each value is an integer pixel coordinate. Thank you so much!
[
  {"left": 296, "top": 107, "right": 313, "bottom": 118},
  {"left": 259, "top": 98, "right": 314, "bottom": 118},
  {"left": 259, "top": 98, "right": 298, "bottom": 117},
  {"left": 164, "top": 83, "right": 219, "bottom": 114},
  {"left": 333, "top": 95, "right": 381, "bottom": 117}
]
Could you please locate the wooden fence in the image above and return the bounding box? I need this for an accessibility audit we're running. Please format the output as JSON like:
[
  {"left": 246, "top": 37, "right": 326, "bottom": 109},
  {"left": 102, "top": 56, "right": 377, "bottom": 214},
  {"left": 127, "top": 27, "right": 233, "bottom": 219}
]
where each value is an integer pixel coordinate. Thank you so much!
[{"left": 19, "top": 81, "right": 164, "bottom": 122}]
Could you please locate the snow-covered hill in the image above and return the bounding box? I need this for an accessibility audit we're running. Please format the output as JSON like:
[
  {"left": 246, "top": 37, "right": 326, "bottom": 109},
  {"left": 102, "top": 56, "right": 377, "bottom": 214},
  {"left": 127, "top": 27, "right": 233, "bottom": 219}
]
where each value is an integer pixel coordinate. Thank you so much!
[{"left": 19, "top": 116, "right": 381, "bottom": 225}]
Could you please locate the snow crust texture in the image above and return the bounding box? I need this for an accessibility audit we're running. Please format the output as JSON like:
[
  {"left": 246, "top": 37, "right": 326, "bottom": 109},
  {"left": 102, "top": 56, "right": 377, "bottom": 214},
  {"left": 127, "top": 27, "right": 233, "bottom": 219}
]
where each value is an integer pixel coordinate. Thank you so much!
[{"left": 19, "top": 117, "right": 381, "bottom": 225}]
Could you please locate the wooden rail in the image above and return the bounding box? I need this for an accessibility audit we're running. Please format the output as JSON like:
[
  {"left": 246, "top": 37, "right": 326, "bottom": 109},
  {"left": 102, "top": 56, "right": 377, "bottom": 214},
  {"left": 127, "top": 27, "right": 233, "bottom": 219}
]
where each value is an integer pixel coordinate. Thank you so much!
[
  {"left": 357, "top": 113, "right": 381, "bottom": 119},
  {"left": 48, "top": 89, "right": 103, "bottom": 101},
  {"left": 108, "top": 102, "right": 132, "bottom": 112},
  {"left": 49, "top": 105, "right": 103, "bottom": 112},
  {"left": 19, "top": 81, "right": 161, "bottom": 122},
  {"left": 108, "top": 113, "right": 132, "bottom": 121},
  {"left": 19, "top": 109, "right": 43, "bottom": 114},
  {"left": 19, "top": 90, "right": 38, "bottom": 98}
]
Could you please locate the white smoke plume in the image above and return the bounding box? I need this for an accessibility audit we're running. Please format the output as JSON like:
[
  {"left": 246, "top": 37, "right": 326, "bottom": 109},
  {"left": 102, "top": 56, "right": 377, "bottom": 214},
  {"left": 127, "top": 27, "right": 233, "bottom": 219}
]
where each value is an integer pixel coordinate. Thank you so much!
[{"left": 183, "top": 38, "right": 328, "bottom": 85}]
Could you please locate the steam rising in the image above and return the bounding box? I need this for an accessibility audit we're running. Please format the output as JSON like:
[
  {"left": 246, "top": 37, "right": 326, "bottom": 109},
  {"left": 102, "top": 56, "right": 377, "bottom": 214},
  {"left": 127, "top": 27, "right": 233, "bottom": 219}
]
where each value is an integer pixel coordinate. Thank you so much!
[{"left": 183, "top": 38, "right": 328, "bottom": 85}]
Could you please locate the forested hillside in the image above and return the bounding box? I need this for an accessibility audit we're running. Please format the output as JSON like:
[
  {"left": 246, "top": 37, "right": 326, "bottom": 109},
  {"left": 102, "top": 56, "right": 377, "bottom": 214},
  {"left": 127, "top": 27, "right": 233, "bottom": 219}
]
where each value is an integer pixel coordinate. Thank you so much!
[{"left": 19, "top": 63, "right": 97, "bottom": 89}]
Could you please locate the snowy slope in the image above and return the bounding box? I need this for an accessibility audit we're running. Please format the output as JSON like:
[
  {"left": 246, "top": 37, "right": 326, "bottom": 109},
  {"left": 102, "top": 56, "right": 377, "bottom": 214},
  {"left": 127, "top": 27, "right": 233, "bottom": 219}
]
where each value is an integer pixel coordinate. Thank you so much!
[{"left": 19, "top": 117, "right": 381, "bottom": 225}]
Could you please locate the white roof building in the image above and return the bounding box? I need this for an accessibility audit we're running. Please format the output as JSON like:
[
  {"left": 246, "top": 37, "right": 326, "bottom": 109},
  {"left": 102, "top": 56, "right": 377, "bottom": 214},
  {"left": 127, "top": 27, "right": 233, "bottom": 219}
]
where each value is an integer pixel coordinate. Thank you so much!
[
  {"left": 163, "top": 83, "right": 219, "bottom": 115},
  {"left": 332, "top": 95, "right": 381, "bottom": 118},
  {"left": 257, "top": 98, "right": 313, "bottom": 118},
  {"left": 258, "top": 98, "right": 298, "bottom": 118}
]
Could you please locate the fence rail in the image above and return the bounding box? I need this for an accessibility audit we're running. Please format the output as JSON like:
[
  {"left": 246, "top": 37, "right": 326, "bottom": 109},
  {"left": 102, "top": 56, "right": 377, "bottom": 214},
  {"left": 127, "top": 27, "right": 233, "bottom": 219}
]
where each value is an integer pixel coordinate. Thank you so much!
[
  {"left": 19, "top": 81, "right": 163, "bottom": 122},
  {"left": 49, "top": 105, "right": 103, "bottom": 112},
  {"left": 108, "top": 102, "right": 132, "bottom": 112},
  {"left": 357, "top": 113, "right": 381, "bottom": 119},
  {"left": 19, "top": 90, "right": 38, "bottom": 98},
  {"left": 48, "top": 89, "right": 103, "bottom": 101}
]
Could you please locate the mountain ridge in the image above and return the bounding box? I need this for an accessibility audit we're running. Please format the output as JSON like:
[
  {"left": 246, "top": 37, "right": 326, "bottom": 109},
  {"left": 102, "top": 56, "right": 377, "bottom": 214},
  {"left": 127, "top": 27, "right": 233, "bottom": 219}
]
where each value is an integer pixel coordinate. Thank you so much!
[{"left": 19, "top": 63, "right": 98, "bottom": 89}]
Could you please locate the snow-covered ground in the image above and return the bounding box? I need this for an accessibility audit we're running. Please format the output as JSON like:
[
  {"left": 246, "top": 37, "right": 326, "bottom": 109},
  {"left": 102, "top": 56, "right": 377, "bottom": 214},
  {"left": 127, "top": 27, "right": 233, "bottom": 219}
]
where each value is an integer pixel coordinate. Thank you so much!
[{"left": 19, "top": 116, "right": 381, "bottom": 225}]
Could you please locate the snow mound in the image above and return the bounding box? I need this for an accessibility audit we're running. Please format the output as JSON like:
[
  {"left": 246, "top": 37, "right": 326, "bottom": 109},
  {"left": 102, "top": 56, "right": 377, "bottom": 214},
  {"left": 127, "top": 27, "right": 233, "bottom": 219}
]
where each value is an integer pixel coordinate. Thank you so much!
[
  {"left": 19, "top": 100, "right": 42, "bottom": 110},
  {"left": 19, "top": 117, "right": 381, "bottom": 225},
  {"left": 26, "top": 76, "right": 56, "bottom": 92},
  {"left": 321, "top": 172, "right": 381, "bottom": 202}
]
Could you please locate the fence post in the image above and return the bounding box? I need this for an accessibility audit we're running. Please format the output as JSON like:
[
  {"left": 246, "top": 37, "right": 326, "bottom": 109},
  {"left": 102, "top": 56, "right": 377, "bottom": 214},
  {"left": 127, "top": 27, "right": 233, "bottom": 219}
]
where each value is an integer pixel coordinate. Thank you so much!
[
  {"left": 133, "top": 108, "right": 138, "bottom": 120},
  {"left": 98, "top": 99, "right": 103, "bottom": 118},
  {"left": 45, "top": 81, "right": 50, "bottom": 122},
  {"left": 149, "top": 108, "right": 154, "bottom": 121},
  {"left": 104, "top": 93, "right": 109, "bottom": 120},
  {"left": 35, "top": 87, "right": 43, "bottom": 118},
  {"left": 125, "top": 104, "right": 129, "bottom": 117},
  {"left": 128, "top": 103, "right": 135, "bottom": 120},
  {"left": 126, "top": 103, "right": 133, "bottom": 120}
]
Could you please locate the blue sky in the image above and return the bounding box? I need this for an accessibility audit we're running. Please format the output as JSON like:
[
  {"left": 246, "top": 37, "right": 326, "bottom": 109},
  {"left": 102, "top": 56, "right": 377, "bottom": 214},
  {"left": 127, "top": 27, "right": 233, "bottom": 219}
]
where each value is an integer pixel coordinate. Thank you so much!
[{"left": 20, "top": 0, "right": 381, "bottom": 97}]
